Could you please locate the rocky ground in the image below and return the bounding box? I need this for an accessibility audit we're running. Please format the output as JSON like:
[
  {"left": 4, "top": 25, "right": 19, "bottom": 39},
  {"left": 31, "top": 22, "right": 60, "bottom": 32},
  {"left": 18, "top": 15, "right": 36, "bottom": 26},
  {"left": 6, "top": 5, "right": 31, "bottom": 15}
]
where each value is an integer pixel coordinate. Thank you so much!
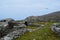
[{"left": 0, "top": 24, "right": 27, "bottom": 40}]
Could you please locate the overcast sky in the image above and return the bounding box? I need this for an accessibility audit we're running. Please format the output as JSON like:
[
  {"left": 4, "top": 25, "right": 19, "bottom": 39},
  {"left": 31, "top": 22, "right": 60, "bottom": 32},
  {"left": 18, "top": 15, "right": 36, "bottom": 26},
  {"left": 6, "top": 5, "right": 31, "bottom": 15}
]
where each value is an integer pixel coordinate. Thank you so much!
[{"left": 0, "top": 0, "right": 60, "bottom": 20}]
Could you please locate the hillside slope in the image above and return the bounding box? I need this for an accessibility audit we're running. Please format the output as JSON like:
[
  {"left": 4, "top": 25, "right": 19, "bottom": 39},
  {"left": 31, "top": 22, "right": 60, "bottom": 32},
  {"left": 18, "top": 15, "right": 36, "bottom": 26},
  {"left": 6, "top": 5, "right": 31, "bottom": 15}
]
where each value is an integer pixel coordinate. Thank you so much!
[
  {"left": 25, "top": 11, "right": 60, "bottom": 22},
  {"left": 15, "top": 22, "right": 60, "bottom": 40}
]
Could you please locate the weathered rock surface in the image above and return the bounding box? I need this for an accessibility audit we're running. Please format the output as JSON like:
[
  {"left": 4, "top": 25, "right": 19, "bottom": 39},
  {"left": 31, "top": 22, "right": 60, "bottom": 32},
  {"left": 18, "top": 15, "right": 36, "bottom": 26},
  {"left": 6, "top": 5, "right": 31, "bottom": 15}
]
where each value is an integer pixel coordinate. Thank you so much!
[
  {"left": 0, "top": 24, "right": 27, "bottom": 40},
  {"left": 51, "top": 23, "right": 60, "bottom": 36},
  {"left": 25, "top": 11, "right": 60, "bottom": 22}
]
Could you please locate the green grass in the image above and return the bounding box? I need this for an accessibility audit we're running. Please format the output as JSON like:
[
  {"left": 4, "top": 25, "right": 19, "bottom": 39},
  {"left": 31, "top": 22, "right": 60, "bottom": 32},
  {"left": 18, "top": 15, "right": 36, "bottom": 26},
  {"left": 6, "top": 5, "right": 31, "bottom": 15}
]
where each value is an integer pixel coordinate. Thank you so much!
[
  {"left": 15, "top": 22, "right": 60, "bottom": 40},
  {"left": 27, "top": 26, "right": 39, "bottom": 29}
]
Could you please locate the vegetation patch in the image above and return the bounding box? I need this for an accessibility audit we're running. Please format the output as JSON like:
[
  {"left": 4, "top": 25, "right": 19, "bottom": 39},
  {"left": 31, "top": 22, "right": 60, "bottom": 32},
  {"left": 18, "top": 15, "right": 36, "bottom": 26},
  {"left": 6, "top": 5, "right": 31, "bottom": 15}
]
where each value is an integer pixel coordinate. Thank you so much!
[{"left": 15, "top": 22, "right": 60, "bottom": 40}]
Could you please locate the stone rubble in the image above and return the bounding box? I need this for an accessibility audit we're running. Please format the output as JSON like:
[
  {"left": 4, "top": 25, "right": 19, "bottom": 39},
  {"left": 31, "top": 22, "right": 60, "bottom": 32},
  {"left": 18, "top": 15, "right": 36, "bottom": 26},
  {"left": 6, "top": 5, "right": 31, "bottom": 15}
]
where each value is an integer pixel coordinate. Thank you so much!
[{"left": 0, "top": 24, "right": 27, "bottom": 40}]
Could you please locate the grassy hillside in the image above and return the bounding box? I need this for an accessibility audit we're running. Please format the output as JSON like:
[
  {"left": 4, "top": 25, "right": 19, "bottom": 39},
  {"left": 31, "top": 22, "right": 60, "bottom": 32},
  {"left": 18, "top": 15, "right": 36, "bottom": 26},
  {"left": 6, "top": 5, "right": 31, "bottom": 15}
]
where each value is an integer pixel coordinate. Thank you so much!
[{"left": 15, "top": 22, "right": 60, "bottom": 40}]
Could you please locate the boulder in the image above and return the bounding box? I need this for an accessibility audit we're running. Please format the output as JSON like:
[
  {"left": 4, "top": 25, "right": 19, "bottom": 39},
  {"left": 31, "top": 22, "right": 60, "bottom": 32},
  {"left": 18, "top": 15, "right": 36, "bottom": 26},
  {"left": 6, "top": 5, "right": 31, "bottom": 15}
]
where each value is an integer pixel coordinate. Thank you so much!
[{"left": 51, "top": 23, "right": 60, "bottom": 36}]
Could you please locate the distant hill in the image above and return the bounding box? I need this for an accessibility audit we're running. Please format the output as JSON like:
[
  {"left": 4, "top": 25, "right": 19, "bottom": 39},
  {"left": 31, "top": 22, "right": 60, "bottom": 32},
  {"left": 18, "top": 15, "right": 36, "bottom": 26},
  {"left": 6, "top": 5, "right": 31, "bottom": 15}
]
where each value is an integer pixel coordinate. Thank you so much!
[{"left": 25, "top": 11, "right": 60, "bottom": 22}]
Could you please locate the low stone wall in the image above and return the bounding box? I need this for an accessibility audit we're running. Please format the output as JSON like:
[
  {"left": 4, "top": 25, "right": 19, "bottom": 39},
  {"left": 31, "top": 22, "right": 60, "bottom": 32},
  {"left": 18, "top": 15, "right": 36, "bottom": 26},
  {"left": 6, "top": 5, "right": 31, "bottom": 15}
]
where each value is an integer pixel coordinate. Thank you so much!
[{"left": 27, "top": 24, "right": 44, "bottom": 32}]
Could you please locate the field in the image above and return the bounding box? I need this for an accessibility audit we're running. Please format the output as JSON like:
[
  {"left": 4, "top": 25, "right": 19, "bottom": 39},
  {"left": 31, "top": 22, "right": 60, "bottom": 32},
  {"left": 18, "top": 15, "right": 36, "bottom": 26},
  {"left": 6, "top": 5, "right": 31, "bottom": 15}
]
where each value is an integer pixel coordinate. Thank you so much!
[{"left": 15, "top": 22, "right": 60, "bottom": 40}]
